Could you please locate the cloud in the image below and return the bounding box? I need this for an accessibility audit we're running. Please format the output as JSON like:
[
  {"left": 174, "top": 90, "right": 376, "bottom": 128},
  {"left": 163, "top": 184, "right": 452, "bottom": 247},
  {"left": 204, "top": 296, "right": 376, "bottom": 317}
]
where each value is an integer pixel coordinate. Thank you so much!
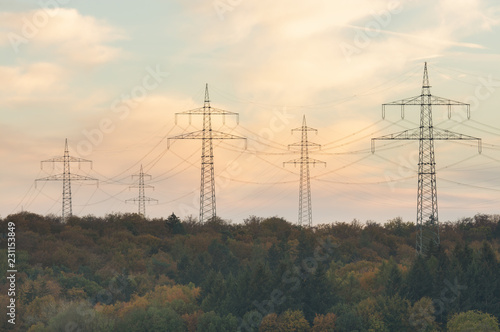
[
  {"left": 0, "top": 62, "right": 67, "bottom": 95},
  {"left": 0, "top": 8, "right": 125, "bottom": 65},
  {"left": 339, "top": 24, "right": 485, "bottom": 49},
  {"left": 173, "top": 0, "right": 500, "bottom": 107},
  {"left": 438, "top": 0, "right": 500, "bottom": 32}
]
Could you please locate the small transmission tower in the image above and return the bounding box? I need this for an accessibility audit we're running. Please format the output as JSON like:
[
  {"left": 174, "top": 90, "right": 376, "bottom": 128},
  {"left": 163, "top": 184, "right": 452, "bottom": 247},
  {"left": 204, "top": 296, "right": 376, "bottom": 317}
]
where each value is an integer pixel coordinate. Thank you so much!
[
  {"left": 371, "top": 63, "right": 481, "bottom": 254},
  {"left": 284, "top": 115, "right": 326, "bottom": 227},
  {"left": 36, "top": 139, "right": 98, "bottom": 222},
  {"left": 126, "top": 165, "right": 158, "bottom": 217},
  {"left": 168, "top": 84, "right": 246, "bottom": 223}
]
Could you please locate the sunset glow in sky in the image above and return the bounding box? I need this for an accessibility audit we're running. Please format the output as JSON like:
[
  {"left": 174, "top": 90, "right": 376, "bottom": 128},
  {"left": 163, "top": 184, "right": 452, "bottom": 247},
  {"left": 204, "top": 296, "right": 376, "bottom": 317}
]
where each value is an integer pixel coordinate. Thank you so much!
[{"left": 1, "top": 0, "right": 500, "bottom": 224}]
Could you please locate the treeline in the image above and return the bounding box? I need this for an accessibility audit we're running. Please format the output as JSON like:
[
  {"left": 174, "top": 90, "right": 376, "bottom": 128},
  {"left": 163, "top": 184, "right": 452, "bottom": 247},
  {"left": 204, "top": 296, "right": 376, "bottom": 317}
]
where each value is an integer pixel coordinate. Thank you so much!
[{"left": 1, "top": 212, "right": 500, "bottom": 331}]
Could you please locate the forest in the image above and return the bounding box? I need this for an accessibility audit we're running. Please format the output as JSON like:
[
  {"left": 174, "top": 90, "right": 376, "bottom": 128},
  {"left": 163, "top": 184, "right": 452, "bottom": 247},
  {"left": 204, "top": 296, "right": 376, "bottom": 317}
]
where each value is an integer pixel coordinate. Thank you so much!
[{"left": 1, "top": 212, "right": 500, "bottom": 331}]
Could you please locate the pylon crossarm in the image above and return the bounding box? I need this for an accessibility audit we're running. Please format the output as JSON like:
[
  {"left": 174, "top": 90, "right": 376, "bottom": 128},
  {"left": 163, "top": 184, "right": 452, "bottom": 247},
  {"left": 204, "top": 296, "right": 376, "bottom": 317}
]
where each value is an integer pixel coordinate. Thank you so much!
[
  {"left": 373, "top": 128, "right": 421, "bottom": 140},
  {"left": 371, "top": 128, "right": 482, "bottom": 153},
  {"left": 292, "top": 126, "right": 318, "bottom": 133},
  {"left": 132, "top": 174, "right": 152, "bottom": 180},
  {"left": 284, "top": 158, "right": 326, "bottom": 166},
  {"left": 169, "top": 130, "right": 245, "bottom": 140},
  {"left": 70, "top": 157, "right": 92, "bottom": 165},
  {"left": 371, "top": 128, "right": 419, "bottom": 153},
  {"left": 34, "top": 176, "right": 62, "bottom": 189},
  {"left": 383, "top": 95, "right": 424, "bottom": 119},
  {"left": 41, "top": 158, "right": 93, "bottom": 172},
  {"left": 382, "top": 95, "right": 470, "bottom": 119},
  {"left": 126, "top": 197, "right": 158, "bottom": 203},
  {"left": 42, "top": 156, "right": 92, "bottom": 163},
  {"left": 177, "top": 106, "right": 238, "bottom": 116},
  {"left": 431, "top": 96, "right": 471, "bottom": 119},
  {"left": 430, "top": 95, "right": 469, "bottom": 106},
  {"left": 36, "top": 174, "right": 97, "bottom": 182},
  {"left": 129, "top": 184, "right": 155, "bottom": 189},
  {"left": 383, "top": 95, "right": 421, "bottom": 106},
  {"left": 384, "top": 94, "right": 470, "bottom": 107},
  {"left": 41, "top": 157, "right": 64, "bottom": 164},
  {"left": 432, "top": 128, "right": 479, "bottom": 140},
  {"left": 310, "top": 159, "right": 327, "bottom": 167},
  {"left": 36, "top": 175, "right": 63, "bottom": 182},
  {"left": 288, "top": 141, "right": 321, "bottom": 149},
  {"left": 176, "top": 107, "right": 239, "bottom": 125},
  {"left": 432, "top": 128, "right": 482, "bottom": 153},
  {"left": 69, "top": 174, "right": 98, "bottom": 182},
  {"left": 283, "top": 160, "right": 298, "bottom": 166},
  {"left": 168, "top": 130, "right": 247, "bottom": 149}
]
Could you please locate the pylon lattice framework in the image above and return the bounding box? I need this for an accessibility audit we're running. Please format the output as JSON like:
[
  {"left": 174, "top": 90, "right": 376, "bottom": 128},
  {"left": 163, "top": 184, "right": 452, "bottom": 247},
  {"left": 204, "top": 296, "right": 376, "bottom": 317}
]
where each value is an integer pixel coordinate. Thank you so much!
[
  {"left": 371, "top": 63, "right": 482, "bottom": 254},
  {"left": 168, "top": 84, "right": 246, "bottom": 223},
  {"left": 284, "top": 115, "right": 326, "bottom": 227},
  {"left": 36, "top": 139, "right": 98, "bottom": 223},
  {"left": 126, "top": 164, "right": 158, "bottom": 217}
]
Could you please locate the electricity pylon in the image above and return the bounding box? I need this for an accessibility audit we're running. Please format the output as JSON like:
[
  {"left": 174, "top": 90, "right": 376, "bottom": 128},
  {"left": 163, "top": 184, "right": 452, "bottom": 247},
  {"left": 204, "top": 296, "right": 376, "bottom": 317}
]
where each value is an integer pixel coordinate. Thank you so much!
[
  {"left": 126, "top": 164, "right": 157, "bottom": 217},
  {"left": 168, "top": 84, "right": 246, "bottom": 223},
  {"left": 36, "top": 139, "right": 98, "bottom": 222},
  {"left": 371, "top": 63, "right": 482, "bottom": 254},
  {"left": 284, "top": 115, "right": 326, "bottom": 227}
]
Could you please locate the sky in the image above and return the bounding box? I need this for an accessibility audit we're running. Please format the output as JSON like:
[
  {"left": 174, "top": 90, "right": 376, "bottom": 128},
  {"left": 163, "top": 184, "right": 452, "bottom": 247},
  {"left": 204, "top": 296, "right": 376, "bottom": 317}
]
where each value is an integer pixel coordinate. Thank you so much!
[{"left": 1, "top": 0, "right": 500, "bottom": 225}]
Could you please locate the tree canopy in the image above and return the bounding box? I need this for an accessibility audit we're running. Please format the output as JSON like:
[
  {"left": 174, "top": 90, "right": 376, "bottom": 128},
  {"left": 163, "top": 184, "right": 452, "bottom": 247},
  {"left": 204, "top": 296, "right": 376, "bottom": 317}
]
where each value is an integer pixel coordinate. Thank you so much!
[{"left": 1, "top": 212, "right": 499, "bottom": 331}]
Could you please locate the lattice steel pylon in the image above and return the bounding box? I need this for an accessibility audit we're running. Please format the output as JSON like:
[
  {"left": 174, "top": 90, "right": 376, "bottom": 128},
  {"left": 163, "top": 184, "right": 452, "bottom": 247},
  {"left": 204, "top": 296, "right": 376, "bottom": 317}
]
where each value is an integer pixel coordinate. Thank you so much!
[
  {"left": 284, "top": 115, "right": 326, "bottom": 227},
  {"left": 36, "top": 139, "right": 98, "bottom": 223},
  {"left": 371, "top": 63, "right": 482, "bottom": 254},
  {"left": 126, "top": 164, "right": 158, "bottom": 217},
  {"left": 168, "top": 84, "right": 246, "bottom": 223}
]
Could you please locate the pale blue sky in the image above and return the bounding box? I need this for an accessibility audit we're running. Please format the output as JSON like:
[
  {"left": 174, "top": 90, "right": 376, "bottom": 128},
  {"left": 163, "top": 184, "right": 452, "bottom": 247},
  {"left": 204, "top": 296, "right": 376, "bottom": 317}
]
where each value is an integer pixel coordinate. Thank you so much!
[{"left": 1, "top": 0, "right": 500, "bottom": 224}]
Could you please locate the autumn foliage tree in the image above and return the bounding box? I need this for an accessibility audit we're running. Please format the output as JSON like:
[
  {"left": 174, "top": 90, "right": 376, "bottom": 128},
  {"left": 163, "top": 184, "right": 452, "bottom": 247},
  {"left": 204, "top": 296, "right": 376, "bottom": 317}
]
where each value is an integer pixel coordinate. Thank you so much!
[{"left": 1, "top": 212, "right": 500, "bottom": 331}]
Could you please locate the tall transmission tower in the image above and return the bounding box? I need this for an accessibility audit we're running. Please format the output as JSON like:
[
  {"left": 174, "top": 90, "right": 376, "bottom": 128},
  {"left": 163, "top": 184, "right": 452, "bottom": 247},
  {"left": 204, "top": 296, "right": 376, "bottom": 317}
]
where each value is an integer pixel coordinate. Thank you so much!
[
  {"left": 168, "top": 84, "right": 246, "bottom": 223},
  {"left": 284, "top": 115, "right": 326, "bottom": 227},
  {"left": 126, "top": 165, "right": 158, "bottom": 217},
  {"left": 36, "top": 139, "right": 98, "bottom": 222},
  {"left": 371, "top": 63, "right": 482, "bottom": 254}
]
